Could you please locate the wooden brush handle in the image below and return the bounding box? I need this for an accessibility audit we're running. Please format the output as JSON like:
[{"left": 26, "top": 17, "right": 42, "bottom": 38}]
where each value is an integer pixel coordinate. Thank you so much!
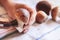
[{"left": 0, "top": 19, "right": 18, "bottom": 27}]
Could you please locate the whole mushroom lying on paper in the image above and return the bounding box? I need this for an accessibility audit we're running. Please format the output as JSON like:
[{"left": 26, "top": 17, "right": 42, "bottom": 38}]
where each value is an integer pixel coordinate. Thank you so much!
[
  {"left": 51, "top": 7, "right": 60, "bottom": 21},
  {"left": 36, "top": 1, "right": 51, "bottom": 23}
]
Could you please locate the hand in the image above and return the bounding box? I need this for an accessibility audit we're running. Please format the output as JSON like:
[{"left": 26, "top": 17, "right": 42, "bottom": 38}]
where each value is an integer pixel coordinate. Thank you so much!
[{"left": 0, "top": 0, "right": 36, "bottom": 33}]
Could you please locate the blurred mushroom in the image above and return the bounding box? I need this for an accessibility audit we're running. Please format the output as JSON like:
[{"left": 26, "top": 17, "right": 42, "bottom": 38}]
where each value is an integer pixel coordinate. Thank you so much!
[
  {"left": 51, "top": 7, "right": 60, "bottom": 22},
  {"left": 36, "top": 11, "right": 48, "bottom": 23},
  {"left": 36, "top": 1, "right": 51, "bottom": 15}
]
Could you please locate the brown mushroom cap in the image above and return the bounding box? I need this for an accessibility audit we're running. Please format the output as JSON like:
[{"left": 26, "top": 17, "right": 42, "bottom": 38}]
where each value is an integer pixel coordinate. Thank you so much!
[
  {"left": 51, "top": 7, "right": 58, "bottom": 21},
  {"left": 36, "top": 1, "right": 51, "bottom": 15},
  {"left": 36, "top": 11, "right": 48, "bottom": 23}
]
